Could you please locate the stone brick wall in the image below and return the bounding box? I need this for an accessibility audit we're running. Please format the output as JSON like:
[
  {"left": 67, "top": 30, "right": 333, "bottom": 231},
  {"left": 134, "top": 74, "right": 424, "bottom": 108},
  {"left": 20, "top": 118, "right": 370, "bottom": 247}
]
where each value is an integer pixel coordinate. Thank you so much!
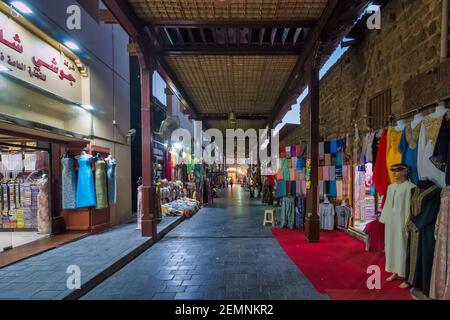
[{"left": 291, "top": 0, "right": 442, "bottom": 142}]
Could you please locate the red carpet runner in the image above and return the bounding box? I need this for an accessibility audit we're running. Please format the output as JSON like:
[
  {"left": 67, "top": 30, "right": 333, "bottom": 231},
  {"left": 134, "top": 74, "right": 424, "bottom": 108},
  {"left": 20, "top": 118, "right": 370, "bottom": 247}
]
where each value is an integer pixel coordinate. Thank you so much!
[{"left": 271, "top": 229, "right": 413, "bottom": 300}]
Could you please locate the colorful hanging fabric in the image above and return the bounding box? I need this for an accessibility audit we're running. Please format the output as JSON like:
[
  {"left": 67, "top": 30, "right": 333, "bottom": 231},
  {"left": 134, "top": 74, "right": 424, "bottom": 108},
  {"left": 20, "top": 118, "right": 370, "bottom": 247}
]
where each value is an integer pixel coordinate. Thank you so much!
[
  {"left": 291, "top": 146, "right": 296, "bottom": 158},
  {"left": 297, "top": 196, "right": 303, "bottom": 228},
  {"left": 330, "top": 181, "right": 337, "bottom": 197},
  {"left": 290, "top": 181, "right": 296, "bottom": 196},
  {"left": 325, "top": 154, "right": 332, "bottom": 166},
  {"left": 296, "top": 157, "right": 303, "bottom": 170},
  {"left": 276, "top": 168, "right": 284, "bottom": 181},
  {"left": 290, "top": 168, "right": 296, "bottom": 181},
  {"left": 331, "top": 140, "right": 337, "bottom": 153},
  {"left": 373, "top": 129, "right": 390, "bottom": 205},
  {"left": 329, "top": 166, "right": 336, "bottom": 180},
  {"left": 319, "top": 142, "right": 325, "bottom": 158},
  {"left": 280, "top": 146, "right": 286, "bottom": 158},
  {"left": 324, "top": 141, "right": 331, "bottom": 154},
  {"left": 283, "top": 167, "right": 290, "bottom": 181},
  {"left": 337, "top": 139, "right": 345, "bottom": 152},
  {"left": 336, "top": 166, "right": 343, "bottom": 180},
  {"left": 285, "top": 147, "right": 291, "bottom": 159},
  {"left": 291, "top": 156, "right": 297, "bottom": 168},
  {"left": 296, "top": 144, "right": 301, "bottom": 157},
  {"left": 336, "top": 152, "right": 344, "bottom": 166}
]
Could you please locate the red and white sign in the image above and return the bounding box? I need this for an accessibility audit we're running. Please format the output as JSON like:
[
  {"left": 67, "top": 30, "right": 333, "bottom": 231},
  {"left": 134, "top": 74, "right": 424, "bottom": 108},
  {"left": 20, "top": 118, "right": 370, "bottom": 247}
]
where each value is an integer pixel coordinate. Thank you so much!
[{"left": 0, "top": 11, "right": 82, "bottom": 103}]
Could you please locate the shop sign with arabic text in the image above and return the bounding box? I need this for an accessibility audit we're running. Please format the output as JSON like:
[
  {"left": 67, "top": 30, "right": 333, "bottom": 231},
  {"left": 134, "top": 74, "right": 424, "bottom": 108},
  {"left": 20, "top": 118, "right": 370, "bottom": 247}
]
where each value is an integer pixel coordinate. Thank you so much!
[{"left": 0, "top": 11, "right": 82, "bottom": 103}]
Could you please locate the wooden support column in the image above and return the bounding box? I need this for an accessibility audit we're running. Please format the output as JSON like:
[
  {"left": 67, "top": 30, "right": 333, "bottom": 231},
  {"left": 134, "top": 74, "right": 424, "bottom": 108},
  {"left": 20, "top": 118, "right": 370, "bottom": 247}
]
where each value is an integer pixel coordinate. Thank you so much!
[
  {"left": 305, "top": 61, "right": 320, "bottom": 243},
  {"left": 140, "top": 65, "right": 158, "bottom": 238}
]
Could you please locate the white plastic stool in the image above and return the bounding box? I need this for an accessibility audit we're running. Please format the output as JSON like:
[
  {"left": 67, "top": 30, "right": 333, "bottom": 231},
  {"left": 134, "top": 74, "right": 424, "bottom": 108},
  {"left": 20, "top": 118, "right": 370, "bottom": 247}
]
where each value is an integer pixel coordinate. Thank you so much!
[{"left": 263, "top": 209, "right": 277, "bottom": 226}]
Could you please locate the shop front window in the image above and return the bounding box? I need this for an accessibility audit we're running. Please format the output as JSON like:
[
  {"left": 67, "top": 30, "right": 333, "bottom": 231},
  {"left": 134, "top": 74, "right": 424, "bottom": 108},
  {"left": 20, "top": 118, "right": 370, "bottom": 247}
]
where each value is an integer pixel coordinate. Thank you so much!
[{"left": 0, "top": 134, "right": 51, "bottom": 252}]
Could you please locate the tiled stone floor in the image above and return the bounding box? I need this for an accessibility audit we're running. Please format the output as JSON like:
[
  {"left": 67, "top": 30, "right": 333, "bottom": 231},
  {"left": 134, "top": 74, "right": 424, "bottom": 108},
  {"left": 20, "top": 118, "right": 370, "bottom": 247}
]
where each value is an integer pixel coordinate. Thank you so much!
[
  {"left": 82, "top": 187, "right": 327, "bottom": 300},
  {"left": 0, "top": 216, "right": 180, "bottom": 300}
]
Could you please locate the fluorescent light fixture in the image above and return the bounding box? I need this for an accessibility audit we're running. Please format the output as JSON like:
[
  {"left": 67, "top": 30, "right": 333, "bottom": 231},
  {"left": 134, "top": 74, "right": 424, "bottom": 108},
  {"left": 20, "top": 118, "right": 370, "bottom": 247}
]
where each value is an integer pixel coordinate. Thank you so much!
[
  {"left": 11, "top": 1, "right": 33, "bottom": 14},
  {"left": 81, "top": 104, "right": 94, "bottom": 111},
  {"left": 64, "top": 41, "right": 80, "bottom": 51},
  {"left": 0, "top": 64, "right": 11, "bottom": 72}
]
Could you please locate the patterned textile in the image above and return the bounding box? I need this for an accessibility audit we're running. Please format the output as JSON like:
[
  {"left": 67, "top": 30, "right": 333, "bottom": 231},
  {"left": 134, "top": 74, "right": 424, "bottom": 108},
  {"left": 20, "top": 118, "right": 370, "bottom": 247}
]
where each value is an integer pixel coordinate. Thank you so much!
[
  {"left": 106, "top": 159, "right": 117, "bottom": 205},
  {"left": 95, "top": 160, "right": 108, "bottom": 209},
  {"left": 61, "top": 158, "right": 77, "bottom": 209},
  {"left": 37, "top": 177, "right": 50, "bottom": 233},
  {"left": 281, "top": 197, "right": 295, "bottom": 229},
  {"left": 297, "top": 196, "right": 303, "bottom": 228},
  {"left": 430, "top": 188, "right": 450, "bottom": 300}
]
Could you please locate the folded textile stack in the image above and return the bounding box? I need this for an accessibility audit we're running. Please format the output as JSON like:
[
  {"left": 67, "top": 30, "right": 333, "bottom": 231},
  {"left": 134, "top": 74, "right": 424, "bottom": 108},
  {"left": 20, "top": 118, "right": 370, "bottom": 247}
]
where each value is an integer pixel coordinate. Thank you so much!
[{"left": 161, "top": 197, "right": 200, "bottom": 216}]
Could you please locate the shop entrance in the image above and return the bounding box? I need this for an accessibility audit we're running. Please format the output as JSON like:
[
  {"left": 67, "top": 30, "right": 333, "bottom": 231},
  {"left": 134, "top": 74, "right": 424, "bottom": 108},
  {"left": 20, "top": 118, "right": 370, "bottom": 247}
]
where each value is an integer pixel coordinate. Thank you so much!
[{"left": 0, "top": 134, "right": 51, "bottom": 252}]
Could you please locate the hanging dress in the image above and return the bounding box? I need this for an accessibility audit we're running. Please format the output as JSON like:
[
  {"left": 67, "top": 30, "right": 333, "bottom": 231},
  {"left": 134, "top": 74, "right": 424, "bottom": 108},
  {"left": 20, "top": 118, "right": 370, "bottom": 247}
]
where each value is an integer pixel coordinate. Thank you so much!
[
  {"left": 405, "top": 185, "right": 441, "bottom": 296},
  {"left": 430, "top": 188, "right": 450, "bottom": 300},
  {"left": 76, "top": 156, "right": 96, "bottom": 208},
  {"left": 430, "top": 113, "right": 450, "bottom": 186},
  {"left": 37, "top": 177, "right": 50, "bottom": 234},
  {"left": 106, "top": 158, "right": 117, "bottom": 205},
  {"left": 417, "top": 115, "right": 446, "bottom": 188},
  {"left": 95, "top": 160, "right": 108, "bottom": 209},
  {"left": 386, "top": 127, "right": 403, "bottom": 183},
  {"left": 399, "top": 124, "right": 421, "bottom": 185},
  {"left": 61, "top": 157, "right": 77, "bottom": 209},
  {"left": 373, "top": 129, "right": 389, "bottom": 204}
]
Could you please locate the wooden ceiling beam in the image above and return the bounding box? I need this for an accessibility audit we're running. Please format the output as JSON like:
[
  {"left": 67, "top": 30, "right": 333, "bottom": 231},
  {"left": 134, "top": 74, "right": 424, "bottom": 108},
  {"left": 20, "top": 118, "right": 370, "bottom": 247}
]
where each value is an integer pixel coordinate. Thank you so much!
[
  {"left": 162, "top": 47, "right": 303, "bottom": 56},
  {"left": 103, "top": 0, "right": 201, "bottom": 119},
  {"left": 98, "top": 9, "right": 117, "bottom": 23},
  {"left": 197, "top": 113, "right": 272, "bottom": 120},
  {"left": 148, "top": 20, "right": 317, "bottom": 28}
]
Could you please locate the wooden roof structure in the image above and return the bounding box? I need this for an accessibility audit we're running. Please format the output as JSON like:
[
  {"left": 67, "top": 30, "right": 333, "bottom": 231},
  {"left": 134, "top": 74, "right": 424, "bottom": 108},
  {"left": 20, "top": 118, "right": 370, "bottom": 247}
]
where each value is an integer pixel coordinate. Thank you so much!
[{"left": 103, "top": 0, "right": 381, "bottom": 131}]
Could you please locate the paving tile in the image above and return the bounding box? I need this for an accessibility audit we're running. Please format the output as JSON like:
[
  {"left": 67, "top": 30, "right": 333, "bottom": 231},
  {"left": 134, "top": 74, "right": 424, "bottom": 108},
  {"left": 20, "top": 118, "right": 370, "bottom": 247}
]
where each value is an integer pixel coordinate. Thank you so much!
[
  {"left": 76, "top": 188, "right": 326, "bottom": 301},
  {"left": 152, "top": 292, "right": 176, "bottom": 300}
]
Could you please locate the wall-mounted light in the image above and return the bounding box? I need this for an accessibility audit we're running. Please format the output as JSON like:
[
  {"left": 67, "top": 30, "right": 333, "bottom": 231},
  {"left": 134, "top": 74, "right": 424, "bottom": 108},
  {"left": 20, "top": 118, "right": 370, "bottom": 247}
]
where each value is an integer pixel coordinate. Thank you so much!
[
  {"left": 11, "top": 1, "right": 33, "bottom": 14},
  {"left": 81, "top": 104, "right": 94, "bottom": 111},
  {"left": 64, "top": 41, "right": 80, "bottom": 51}
]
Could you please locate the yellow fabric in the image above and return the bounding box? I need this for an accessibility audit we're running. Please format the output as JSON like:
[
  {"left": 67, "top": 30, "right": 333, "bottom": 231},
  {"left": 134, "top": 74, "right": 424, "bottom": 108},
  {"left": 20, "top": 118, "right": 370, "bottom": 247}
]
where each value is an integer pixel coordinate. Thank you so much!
[{"left": 386, "top": 128, "right": 403, "bottom": 183}]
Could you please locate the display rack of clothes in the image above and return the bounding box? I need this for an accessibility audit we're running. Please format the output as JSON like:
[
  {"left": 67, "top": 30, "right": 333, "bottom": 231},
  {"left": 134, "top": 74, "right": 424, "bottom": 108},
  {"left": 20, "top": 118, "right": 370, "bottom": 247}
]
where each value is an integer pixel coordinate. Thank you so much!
[
  {"left": 64, "top": 150, "right": 118, "bottom": 210},
  {"left": 336, "top": 200, "right": 352, "bottom": 229},
  {"left": 405, "top": 182, "right": 442, "bottom": 297},
  {"left": 319, "top": 196, "right": 335, "bottom": 231},
  {"left": 280, "top": 196, "right": 295, "bottom": 229}
]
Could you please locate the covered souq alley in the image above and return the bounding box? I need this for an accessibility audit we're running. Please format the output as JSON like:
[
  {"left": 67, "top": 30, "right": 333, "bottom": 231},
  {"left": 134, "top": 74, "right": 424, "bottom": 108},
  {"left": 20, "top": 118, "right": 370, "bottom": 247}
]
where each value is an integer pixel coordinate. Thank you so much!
[
  {"left": 1, "top": 0, "right": 449, "bottom": 303},
  {"left": 96, "top": 0, "right": 450, "bottom": 301}
]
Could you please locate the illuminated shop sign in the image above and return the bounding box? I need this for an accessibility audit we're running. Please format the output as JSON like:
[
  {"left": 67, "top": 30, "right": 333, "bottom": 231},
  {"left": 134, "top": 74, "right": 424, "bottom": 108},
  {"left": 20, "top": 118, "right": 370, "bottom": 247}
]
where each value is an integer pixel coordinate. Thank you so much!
[{"left": 0, "top": 10, "right": 83, "bottom": 103}]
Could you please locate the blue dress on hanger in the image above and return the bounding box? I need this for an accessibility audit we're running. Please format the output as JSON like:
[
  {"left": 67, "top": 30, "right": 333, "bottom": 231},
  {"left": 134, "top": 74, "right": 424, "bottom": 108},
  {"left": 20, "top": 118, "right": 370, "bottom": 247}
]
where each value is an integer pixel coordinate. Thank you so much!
[
  {"left": 399, "top": 126, "right": 420, "bottom": 184},
  {"left": 76, "top": 156, "right": 96, "bottom": 208}
]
